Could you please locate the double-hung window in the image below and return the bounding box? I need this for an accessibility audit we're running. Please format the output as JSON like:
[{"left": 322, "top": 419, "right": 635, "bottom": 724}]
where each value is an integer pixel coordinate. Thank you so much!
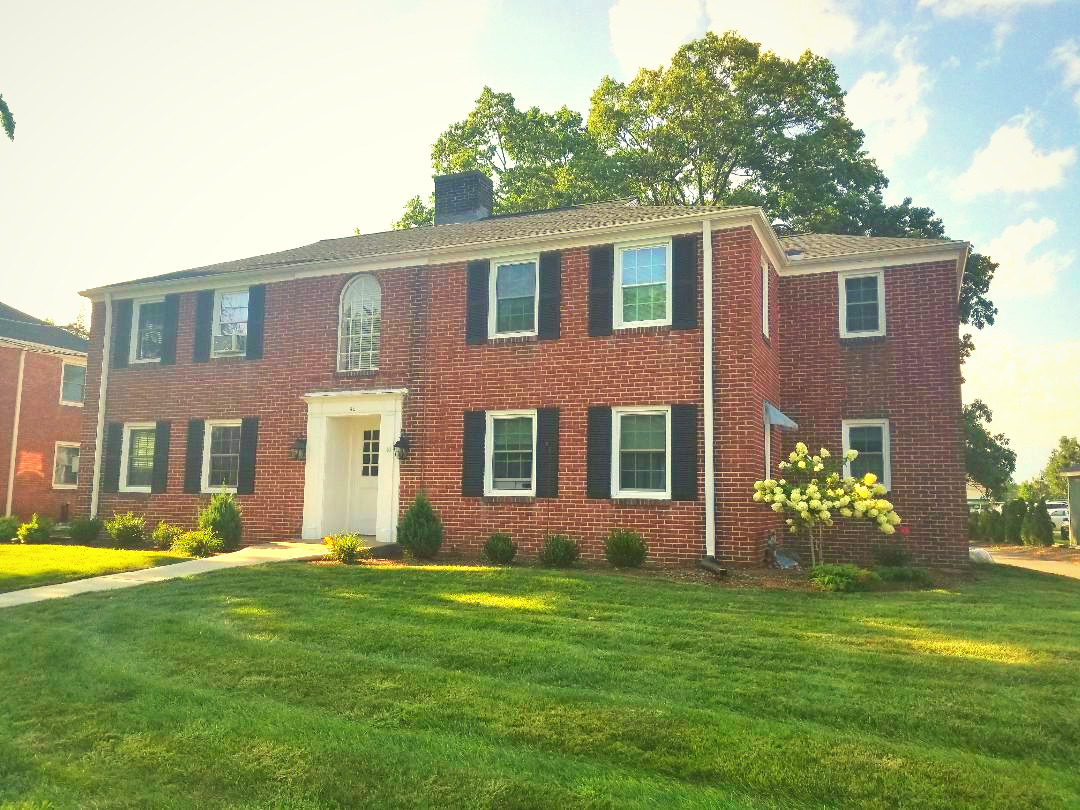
[
  {"left": 615, "top": 241, "right": 672, "bottom": 328},
  {"left": 202, "top": 420, "right": 243, "bottom": 492},
  {"left": 838, "top": 270, "right": 885, "bottom": 337},
  {"left": 59, "top": 362, "right": 86, "bottom": 406},
  {"left": 484, "top": 410, "right": 536, "bottom": 496},
  {"left": 53, "top": 442, "right": 80, "bottom": 489},
  {"left": 130, "top": 298, "right": 166, "bottom": 362},
  {"left": 120, "top": 422, "right": 156, "bottom": 492},
  {"left": 489, "top": 257, "right": 538, "bottom": 337},
  {"left": 843, "top": 419, "right": 891, "bottom": 490},
  {"left": 211, "top": 289, "right": 249, "bottom": 357},
  {"left": 613, "top": 406, "right": 670, "bottom": 498}
]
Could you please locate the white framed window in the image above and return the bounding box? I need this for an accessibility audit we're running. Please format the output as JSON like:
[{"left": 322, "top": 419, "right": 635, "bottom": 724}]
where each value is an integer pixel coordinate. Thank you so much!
[
  {"left": 484, "top": 410, "right": 537, "bottom": 496},
  {"left": 761, "top": 260, "right": 770, "bottom": 338},
  {"left": 202, "top": 420, "right": 242, "bottom": 493},
  {"left": 612, "top": 406, "right": 671, "bottom": 499},
  {"left": 120, "top": 422, "right": 156, "bottom": 493},
  {"left": 59, "top": 361, "right": 86, "bottom": 406},
  {"left": 614, "top": 239, "right": 672, "bottom": 329},
  {"left": 838, "top": 270, "right": 886, "bottom": 338},
  {"left": 211, "top": 289, "right": 249, "bottom": 357},
  {"left": 130, "top": 297, "right": 166, "bottom": 363},
  {"left": 338, "top": 274, "right": 381, "bottom": 371},
  {"left": 842, "top": 419, "right": 891, "bottom": 491},
  {"left": 52, "top": 442, "right": 80, "bottom": 489},
  {"left": 488, "top": 256, "right": 539, "bottom": 338}
]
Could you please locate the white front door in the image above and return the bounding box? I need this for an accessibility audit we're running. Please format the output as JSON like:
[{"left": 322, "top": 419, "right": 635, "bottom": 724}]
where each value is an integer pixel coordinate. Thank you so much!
[{"left": 347, "top": 416, "right": 380, "bottom": 535}]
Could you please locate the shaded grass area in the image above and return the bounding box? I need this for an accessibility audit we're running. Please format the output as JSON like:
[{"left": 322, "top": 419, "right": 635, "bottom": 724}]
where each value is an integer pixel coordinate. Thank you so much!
[
  {"left": 1, "top": 562, "right": 1078, "bottom": 808},
  {"left": 0, "top": 544, "right": 188, "bottom": 593}
]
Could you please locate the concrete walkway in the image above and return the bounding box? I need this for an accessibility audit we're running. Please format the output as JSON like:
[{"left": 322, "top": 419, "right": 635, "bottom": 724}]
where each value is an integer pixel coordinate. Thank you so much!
[
  {"left": 985, "top": 550, "right": 1080, "bottom": 580},
  {"left": 0, "top": 541, "right": 327, "bottom": 609}
]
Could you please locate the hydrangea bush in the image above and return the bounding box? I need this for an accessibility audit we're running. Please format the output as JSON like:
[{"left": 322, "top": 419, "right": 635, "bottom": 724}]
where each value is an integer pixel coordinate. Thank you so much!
[{"left": 752, "top": 442, "right": 903, "bottom": 566}]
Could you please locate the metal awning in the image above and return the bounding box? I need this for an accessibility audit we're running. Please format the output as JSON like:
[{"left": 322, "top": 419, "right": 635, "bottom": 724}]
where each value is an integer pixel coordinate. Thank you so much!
[{"left": 764, "top": 402, "right": 798, "bottom": 431}]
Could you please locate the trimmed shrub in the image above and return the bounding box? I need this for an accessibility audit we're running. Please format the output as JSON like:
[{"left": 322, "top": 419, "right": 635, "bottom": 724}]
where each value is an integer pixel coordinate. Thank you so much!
[
  {"left": 1002, "top": 499, "right": 1028, "bottom": 543},
  {"left": 0, "top": 515, "right": 20, "bottom": 543},
  {"left": 808, "top": 564, "right": 880, "bottom": 592},
  {"left": 872, "top": 542, "right": 912, "bottom": 567},
  {"left": 538, "top": 534, "right": 580, "bottom": 568},
  {"left": 171, "top": 529, "right": 224, "bottom": 558},
  {"left": 67, "top": 517, "right": 103, "bottom": 544},
  {"left": 198, "top": 492, "right": 243, "bottom": 550},
  {"left": 105, "top": 512, "right": 147, "bottom": 548},
  {"left": 16, "top": 514, "right": 53, "bottom": 544},
  {"left": 977, "top": 509, "right": 1003, "bottom": 544},
  {"left": 397, "top": 491, "right": 443, "bottom": 560},
  {"left": 967, "top": 512, "right": 982, "bottom": 543},
  {"left": 605, "top": 528, "right": 647, "bottom": 568},
  {"left": 151, "top": 521, "right": 185, "bottom": 551},
  {"left": 482, "top": 532, "right": 516, "bottom": 565},
  {"left": 875, "top": 566, "right": 933, "bottom": 588},
  {"left": 323, "top": 533, "right": 371, "bottom": 564},
  {"left": 1021, "top": 499, "right": 1055, "bottom": 547}
]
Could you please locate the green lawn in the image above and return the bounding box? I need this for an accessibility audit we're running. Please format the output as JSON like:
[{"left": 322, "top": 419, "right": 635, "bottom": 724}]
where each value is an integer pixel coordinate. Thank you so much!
[
  {"left": 1, "top": 562, "right": 1078, "bottom": 809},
  {"left": 0, "top": 544, "right": 188, "bottom": 592}
]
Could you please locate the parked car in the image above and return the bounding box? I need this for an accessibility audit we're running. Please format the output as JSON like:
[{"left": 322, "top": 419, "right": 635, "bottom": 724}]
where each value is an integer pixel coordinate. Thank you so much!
[{"left": 1048, "top": 505, "right": 1070, "bottom": 530}]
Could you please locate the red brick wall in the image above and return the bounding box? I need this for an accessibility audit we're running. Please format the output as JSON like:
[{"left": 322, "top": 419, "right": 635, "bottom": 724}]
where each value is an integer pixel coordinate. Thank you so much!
[
  {"left": 777, "top": 261, "right": 968, "bottom": 567},
  {"left": 2, "top": 345, "right": 85, "bottom": 521}
]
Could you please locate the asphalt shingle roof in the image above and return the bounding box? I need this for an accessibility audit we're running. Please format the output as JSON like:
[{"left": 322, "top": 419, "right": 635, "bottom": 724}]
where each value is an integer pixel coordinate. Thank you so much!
[
  {"left": 0, "top": 302, "right": 89, "bottom": 353},
  {"left": 778, "top": 233, "right": 958, "bottom": 260}
]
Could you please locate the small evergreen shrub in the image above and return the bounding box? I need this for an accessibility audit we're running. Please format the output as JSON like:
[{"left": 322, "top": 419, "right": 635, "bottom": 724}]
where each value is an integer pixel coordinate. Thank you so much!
[
  {"left": 16, "top": 514, "right": 53, "bottom": 544},
  {"left": 872, "top": 542, "right": 912, "bottom": 567},
  {"left": 604, "top": 528, "right": 647, "bottom": 568},
  {"left": 1062, "top": 525, "right": 1070, "bottom": 544},
  {"left": 67, "top": 517, "right": 103, "bottom": 544},
  {"left": 1021, "top": 499, "right": 1055, "bottom": 547},
  {"left": 978, "top": 509, "right": 1003, "bottom": 544},
  {"left": 0, "top": 515, "right": 20, "bottom": 543},
  {"left": 397, "top": 491, "right": 444, "bottom": 560},
  {"left": 104, "top": 512, "right": 147, "bottom": 548},
  {"left": 538, "top": 534, "right": 580, "bottom": 568},
  {"left": 1002, "top": 499, "right": 1028, "bottom": 543},
  {"left": 482, "top": 532, "right": 516, "bottom": 564},
  {"left": 151, "top": 521, "right": 185, "bottom": 550},
  {"left": 198, "top": 492, "right": 243, "bottom": 551},
  {"left": 808, "top": 564, "right": 880, "bottom": 592},
  {"left": 171, "top": 529, "right": 224, "bottom": 558},
  {"left": 875, "top": 566, "right": 932, "bottom": 588},
  {"left": 323, "top": 533, "right": 371, "bottom": 564}
]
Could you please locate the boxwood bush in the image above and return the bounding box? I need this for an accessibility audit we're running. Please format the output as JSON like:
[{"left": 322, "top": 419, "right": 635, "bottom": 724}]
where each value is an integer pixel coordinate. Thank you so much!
[
  {"left": 604, "top": 528, "right": 647, "bottom": 568},
  {"left": 16, "top": 514, "right": 53, "bottom": 544},
  {"left": 482, "top": 532, "right": 516, "bottom": 564},
  {"left": 151, "top": 521, "right": 185, "bottom": 551},
  {"left": 104, "top": 512, "right": 146, "bottom": 548},
  {"left": 67, "top": 517, "right": 103, "bottom": 544},
  {"left": 1, "top": 515, "right": 21, "bottom": 543},
  {"left": 171, "top": 529, "right": 223, "bottom": 558},
  {"left": 808, "top": 564, "right": 880, "bottom": 592},
  {"left": 323, "top": 533, "right": 371, "bottom": 564},
  {"left": 198, "top": 493, "right": 243, "bottom": 551},
  {"left": 538, "top": 534, "right": 580, "bottom": 568}
]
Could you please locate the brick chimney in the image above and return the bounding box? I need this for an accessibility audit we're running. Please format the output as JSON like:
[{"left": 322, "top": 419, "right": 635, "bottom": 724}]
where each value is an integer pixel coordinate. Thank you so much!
[{"left": 433, "top": 171, "right": 493, "bottom": 225}]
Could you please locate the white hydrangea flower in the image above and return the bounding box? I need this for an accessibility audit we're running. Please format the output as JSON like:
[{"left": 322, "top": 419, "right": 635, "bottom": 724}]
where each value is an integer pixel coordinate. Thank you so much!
[
  {"left": 820, "top": 448, "right": 830, "bottom": 458},
  {"left": 795, "top": 442, "right": 808, "bottom": 454}
]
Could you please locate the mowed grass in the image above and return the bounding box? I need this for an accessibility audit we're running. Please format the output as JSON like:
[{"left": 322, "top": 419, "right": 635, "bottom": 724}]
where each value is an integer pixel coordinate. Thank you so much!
[
  {"left": 0, "top": 544, "right": 188, "bottom": 592},
  {"left": 1, "top": 563, "right": 1078, "bottom": 809}
]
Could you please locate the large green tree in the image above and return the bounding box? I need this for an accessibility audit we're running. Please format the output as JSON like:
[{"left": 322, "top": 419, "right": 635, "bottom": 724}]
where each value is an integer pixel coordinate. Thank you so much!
[
  {"left": 963, "top": 400, "right": 1016, "bottom": 500},
  {"left": 1020, "top": 436, "right": 1080, "bottom": 501},
  {"left": 0, "top": 93, "right": 14, "bottom": 141}
]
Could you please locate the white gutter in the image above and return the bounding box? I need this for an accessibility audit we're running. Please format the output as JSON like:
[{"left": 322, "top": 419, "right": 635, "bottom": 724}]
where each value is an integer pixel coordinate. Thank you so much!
[
  {"left": 702, "top": 218, "right": 716, "bottom": 559},
  {"left": 4, "top": 350, "right": 27, "bottom": 517},
  {"left": 89, "top": 295, "right": 113, "bottom": 519}
]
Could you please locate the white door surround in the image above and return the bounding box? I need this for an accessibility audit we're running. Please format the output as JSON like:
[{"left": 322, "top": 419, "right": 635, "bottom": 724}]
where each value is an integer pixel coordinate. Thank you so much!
[{"left": 301, "top": 389, "right": 405, "bottom": 543}]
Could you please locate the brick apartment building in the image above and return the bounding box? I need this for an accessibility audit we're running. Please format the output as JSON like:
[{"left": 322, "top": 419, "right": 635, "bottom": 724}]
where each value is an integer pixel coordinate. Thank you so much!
[
  {"left": 76, "top": 172, "right": 968, "bottom": 566},
  {"left": 2, "top": 303, "right": 89, "bottom": 522}
]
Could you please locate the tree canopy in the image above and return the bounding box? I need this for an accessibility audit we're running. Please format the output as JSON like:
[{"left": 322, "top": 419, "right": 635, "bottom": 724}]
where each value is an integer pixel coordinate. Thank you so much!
[
  {"left": 0, "top": 93, "right": 14, "bottom": 141},
  {"left": 963, "top": 400, "right": 1016, "bottom": 500},
  {"left": 1019, "top": 436, "right": 1080, "bottom": 501}
]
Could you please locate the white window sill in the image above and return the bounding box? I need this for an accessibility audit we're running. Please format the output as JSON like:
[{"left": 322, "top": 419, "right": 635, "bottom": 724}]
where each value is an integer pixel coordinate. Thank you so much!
[
  {"left": 120, "top": 486, "right": 152, "bottom": 494},
  {"left": 59, "top": 400, "right": 84, "bottom": 407},
  {"left": 201, "top": 488, "right": 238, "bottom": 495},
  {"left": 484, "top": 490, "right": 536, "bottom": 498},
  {"left": 52, "top": 483, "right": 78, "bottom": 491},
  {"left": 489, "top": 330, "right": 537, "bottom": 340},
  {"left": 614, "top": 319, "right": 671, "bottom": 331},
  {"left": 130, "top": 357, "right": 161, "bottom": 365},
  {"left": 613, "top": 490, "right": 670, "bottom": 500},
  {"left": 840, "top": 329, "right": 886, "bottom": 339}
]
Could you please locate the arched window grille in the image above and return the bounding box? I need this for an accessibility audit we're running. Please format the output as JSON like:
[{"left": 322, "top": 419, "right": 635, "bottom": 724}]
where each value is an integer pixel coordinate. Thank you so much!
[{"left": 338, "top": 274, "right": 381, "bottom": 371}]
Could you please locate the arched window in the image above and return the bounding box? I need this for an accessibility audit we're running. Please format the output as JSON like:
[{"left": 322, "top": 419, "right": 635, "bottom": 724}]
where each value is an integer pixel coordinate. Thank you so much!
[{"left": 338, "top": 274, "right": 381, "bottom": 371}]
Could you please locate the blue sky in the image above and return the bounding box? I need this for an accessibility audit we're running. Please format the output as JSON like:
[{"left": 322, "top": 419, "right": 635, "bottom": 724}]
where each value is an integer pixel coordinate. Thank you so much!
[{"left": 1, "top": 0, "right": 1077, "bottom": 480}]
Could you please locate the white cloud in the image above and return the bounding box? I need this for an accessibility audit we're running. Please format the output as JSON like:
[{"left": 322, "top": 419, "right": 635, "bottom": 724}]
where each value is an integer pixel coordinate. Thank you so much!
[
  {"left": 963, "top": 333, "right": 1080, "bottom": 480},
  {"left": 1051, "top": 38, "right": 1080, "bottom": 110},
  {"left": 846, "top": 37, "right": 930, "bottom": 167},
  {"left": 919, "top": 0, "right": 1060, "bottom": 17},
  {"left": 953, "top": 116, "right": 1076, "bottom": 199},
  {"left": 608, "top": 0, "right": 703, "bottom": 76},
  {"left": 704, "top": 0, "right": 857, "bottom": 60},
  {"left": 982, "top": 218, "right": 1074, "bottom": 297}
]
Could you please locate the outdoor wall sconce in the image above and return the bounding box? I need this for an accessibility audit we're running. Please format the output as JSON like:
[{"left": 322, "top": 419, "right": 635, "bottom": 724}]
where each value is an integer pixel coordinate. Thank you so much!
[
  {"left": 290, "top": 438, "right": 307, "bottom": 461},
  {"left": 392, "top": 431, "right": 411, "bottom": 460}
]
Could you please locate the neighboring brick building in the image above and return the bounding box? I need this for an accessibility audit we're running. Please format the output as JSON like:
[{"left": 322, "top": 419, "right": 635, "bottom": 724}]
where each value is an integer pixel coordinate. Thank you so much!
[
  {"left": 1, "top": 302, "right": 89, "bottom": 523},
  {"left": 76, "top": 172, "right": 969, "bottom": 566}
]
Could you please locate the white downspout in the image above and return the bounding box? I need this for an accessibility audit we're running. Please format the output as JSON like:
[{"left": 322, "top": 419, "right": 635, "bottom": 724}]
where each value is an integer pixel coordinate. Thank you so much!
[
  {"left": 703, "top": 218, "right": 716, "bottom": 558},
  {"left": 5, "top": 350, "right": 27, "bottom": 517},
  {"left": 90, "top": 295, "right": 113, "bottom": 519}
]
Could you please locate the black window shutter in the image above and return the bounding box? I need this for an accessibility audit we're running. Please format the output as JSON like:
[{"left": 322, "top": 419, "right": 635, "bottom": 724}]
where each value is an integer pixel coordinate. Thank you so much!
[
  {"left": 465, "top": 260, "right": 490, "bottom": 345},
  {"left": 246, "top": 285, "right": 266, "bottom": 360},
  {"left": 192, "top": 291, "right": 213, "bottom": 363},
  {"left": 101, "top": 422, "right": 123, "bottom": 493},
  {"left": 586, "top": 406, "right": 612, "bottom": 498},
  {"left": 671, "top": 235, "right": 699, "bottom": 330},
  {"left": 183, "top": 419, "right": 205, "bottom": 493},
  {"left": 160, "top": 294, "right": 180, "bottom": 365},
  {"left": 670, "top": 404, "right": 699, "bottom": 501},
  {"left": 237, "top": 418, "right": 259, "bottom": 495},
  {"left": 461, "top": 410, "right": 486, "bottom": 496},
  {"left": 588, "top": 245, "right": 614, "bottom": 336},
  {"left": 111, "top": 299, "right": 133, "bottom": 369},
  {"left": 535, "top": 408, "right": 560, "bottom": 497},
  {"left": 151, "top": 421, "right": 171, "bottom": 493},
  {"left": 537, "top": 251, "right": 562, "bottom": 341}
]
